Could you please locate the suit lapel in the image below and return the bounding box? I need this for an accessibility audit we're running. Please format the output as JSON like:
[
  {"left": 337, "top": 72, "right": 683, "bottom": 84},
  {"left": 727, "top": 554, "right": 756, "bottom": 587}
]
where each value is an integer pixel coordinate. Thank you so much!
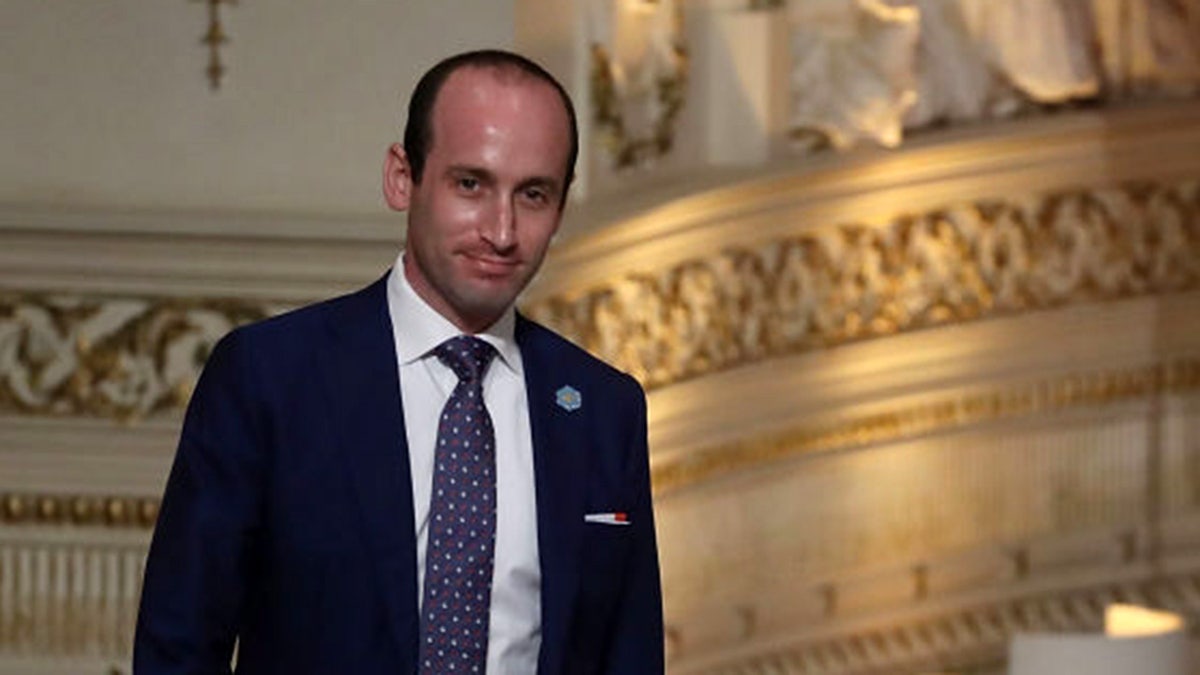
[
  {"left": 317, "top": 296, "right": 585, "bottom": 672},
  {"left": 318, "top": 275, "right": 420, "bottom": 669},
  {"left": 518, "top": 316, "right": 587, "bottom": 675}
]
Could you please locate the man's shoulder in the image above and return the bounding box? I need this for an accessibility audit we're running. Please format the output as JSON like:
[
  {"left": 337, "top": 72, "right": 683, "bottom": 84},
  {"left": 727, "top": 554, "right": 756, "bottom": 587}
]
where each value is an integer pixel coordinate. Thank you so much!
[
  {"left": 517, "top": 314, "right": 643, "bottom": 395},
  {"left": 215, "top": 276, "right": 387, "bottom": 363},
  {"left": 242, "top": 277, "right": 384, "bottom": 336}
]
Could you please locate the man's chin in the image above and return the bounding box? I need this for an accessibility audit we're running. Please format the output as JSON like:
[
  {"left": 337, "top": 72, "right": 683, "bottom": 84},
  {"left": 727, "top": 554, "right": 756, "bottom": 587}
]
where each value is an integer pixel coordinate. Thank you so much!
[
  {"left": 466, "top": 273, "right": 525, "bottom": 299},
  {"left": 454, "top": 288, "right": 519, "bottom": 326}
]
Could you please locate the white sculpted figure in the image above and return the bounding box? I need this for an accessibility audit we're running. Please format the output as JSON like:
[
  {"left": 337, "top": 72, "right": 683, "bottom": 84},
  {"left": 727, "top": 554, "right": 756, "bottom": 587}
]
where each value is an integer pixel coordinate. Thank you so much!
[
  {"left": 903, "top": 0, "right": 1024, "bottom": 128},
  {"left": 789, "top": 0, "right": 921, "bottom": 148},
  {"left": 957, "top": 0, "right": 1101, "bottom": 102}
]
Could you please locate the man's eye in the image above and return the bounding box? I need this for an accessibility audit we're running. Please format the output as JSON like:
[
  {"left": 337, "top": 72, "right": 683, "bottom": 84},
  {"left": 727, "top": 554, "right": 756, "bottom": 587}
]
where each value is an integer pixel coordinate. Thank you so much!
[
  {"left": 522, "top": 187, "right": 549, "bottom": 204},
  {"left": 457, "top": 177, "right": 479, "bottom": 191}
]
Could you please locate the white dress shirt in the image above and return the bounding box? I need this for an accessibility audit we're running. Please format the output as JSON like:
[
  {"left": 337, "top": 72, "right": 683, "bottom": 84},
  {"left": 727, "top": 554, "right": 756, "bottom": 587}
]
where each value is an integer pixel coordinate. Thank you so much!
[{"left": 386, "top": 255, "right": 542, "bottom": 674}]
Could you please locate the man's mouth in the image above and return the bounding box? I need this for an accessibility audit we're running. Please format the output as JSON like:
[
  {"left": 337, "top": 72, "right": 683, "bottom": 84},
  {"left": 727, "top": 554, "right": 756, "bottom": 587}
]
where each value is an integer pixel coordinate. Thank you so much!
[{"left": 463, "top": 253, "right": 521, "bottom": 277}]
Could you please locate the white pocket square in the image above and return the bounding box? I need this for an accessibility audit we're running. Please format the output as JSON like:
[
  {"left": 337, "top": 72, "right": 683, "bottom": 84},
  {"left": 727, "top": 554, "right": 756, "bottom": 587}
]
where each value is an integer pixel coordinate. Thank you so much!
[{"left": 584, "top": 512, "right": 631, "bottom": 526}]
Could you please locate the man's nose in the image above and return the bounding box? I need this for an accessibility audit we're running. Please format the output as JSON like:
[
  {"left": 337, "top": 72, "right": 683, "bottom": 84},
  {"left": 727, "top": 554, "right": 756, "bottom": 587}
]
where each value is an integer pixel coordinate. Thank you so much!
[{"left": 481, "top": 195, "right": 516, "bottom": 251}]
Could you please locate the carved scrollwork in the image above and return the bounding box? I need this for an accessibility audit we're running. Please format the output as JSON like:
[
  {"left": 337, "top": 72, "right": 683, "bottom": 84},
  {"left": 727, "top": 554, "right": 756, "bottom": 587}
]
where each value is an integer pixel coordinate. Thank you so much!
[
  {"left": 0, "top": 183, "right": 1195, "bottom": 424},
  {"left": 526, "top": 180, "right": 1200, "bottom": 391},
  {"left": 0, "top": 295, "right": 281, "bottom": 420}
]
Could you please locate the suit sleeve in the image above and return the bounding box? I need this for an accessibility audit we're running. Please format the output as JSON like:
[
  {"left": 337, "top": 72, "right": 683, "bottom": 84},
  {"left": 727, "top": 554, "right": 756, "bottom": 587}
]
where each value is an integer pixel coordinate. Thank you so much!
[
  {"left": 605, "top": 376, "right": 665, "bottom": 674},
  {"left": 134, "top": 330, "right": 267, "bottom": 674}
]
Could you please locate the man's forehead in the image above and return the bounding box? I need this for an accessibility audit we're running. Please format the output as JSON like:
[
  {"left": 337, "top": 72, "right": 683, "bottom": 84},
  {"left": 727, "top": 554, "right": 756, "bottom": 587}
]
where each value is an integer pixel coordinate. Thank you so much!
[
  {"left": 417, "top": 61, "right": 574, "bottom": 191},
  {"left": 426, "top": 66, "right": 571, "bottom": 159},
  {"left": 435, "top": 65, "right": 561, "bottom": 113}
]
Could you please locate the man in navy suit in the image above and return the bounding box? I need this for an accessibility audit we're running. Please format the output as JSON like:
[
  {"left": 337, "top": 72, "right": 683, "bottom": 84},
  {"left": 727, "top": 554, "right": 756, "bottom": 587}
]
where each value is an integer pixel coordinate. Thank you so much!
[{"left": 134, "top": 49, "right": 663, "bottom": 674}]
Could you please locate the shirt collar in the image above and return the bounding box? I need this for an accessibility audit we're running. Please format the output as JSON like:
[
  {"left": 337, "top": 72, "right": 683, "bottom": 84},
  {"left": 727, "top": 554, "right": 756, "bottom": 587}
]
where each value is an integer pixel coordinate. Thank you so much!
[{"left": 387, "top": 252, "right": 522, "bottom": 376}]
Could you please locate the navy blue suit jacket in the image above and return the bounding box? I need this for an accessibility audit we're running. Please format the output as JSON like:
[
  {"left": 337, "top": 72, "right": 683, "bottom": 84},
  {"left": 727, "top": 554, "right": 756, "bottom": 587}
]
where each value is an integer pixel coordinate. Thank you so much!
[{"left": 134, "top": 276, "right": 663, "bottom": 674}]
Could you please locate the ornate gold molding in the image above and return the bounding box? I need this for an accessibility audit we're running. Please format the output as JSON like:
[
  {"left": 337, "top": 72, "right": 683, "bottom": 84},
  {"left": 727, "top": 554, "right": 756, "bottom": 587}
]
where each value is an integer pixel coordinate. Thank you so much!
[
  {"left": 1, "top": 492, "right": 159, "bottom": 529},
  {"left": 653, "top": 358, "right": 1200, "bottom": 494},
  {"left": 0, "top": 180, "right": 1196, "bottom": 424},
  {"left": 526, "top": 179, "right": 1200, "bottom": 390},
  {"left": 0, "top": 294, "right": 280, "bottom": 420}
]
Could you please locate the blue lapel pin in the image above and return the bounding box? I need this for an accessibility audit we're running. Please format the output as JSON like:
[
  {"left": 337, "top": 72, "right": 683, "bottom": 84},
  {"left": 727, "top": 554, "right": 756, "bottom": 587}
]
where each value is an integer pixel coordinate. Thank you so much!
[{"left": 555, "top": 385, "right": 582, "bottom": 412}]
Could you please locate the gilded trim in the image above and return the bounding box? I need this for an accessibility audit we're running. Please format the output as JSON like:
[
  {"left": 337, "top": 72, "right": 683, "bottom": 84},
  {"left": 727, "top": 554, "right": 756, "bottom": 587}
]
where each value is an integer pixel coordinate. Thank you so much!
[
  {"left": 652, "top": 358, "right": 1200, "bottom": 493},
  {"left": 1, "top": 492, "right": 159, "bottom": 529},
  {"left": 0, "top": 180, "right": 1196, "bottom": 424},
  {"left": 0, "top": 294, "right": 281, "bottom": 420},
  {"left": 526, "top": 180, "right": 1200, "bottom": 390}
]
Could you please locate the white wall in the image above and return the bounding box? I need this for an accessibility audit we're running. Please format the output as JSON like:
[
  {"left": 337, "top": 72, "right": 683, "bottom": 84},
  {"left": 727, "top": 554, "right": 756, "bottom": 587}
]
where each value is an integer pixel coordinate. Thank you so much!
[{"left": 1, "top": 1, "right": 514, "bottom": 216}]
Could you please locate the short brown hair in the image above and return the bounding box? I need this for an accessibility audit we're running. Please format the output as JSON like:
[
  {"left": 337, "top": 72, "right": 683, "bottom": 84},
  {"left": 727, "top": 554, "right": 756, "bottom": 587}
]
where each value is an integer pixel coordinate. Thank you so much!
[{"left": 402, "top": 49, "right": 579, "bottom": 204}]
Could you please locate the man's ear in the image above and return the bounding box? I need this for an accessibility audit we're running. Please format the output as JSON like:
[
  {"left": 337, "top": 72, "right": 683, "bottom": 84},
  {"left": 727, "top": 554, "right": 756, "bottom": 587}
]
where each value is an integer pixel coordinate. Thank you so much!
[{"left": 383, "top": 143, "right": 413, "bottom": 211}]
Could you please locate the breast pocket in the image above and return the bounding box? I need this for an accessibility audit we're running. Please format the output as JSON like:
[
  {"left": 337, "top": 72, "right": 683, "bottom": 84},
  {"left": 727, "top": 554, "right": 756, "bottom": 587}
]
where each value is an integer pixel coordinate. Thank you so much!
[
  {"left": 578, "top": 520, "right": 633, "bottom": 605},
  {"left": 566, "top": 521, "right": 635, "bottom": 672}
]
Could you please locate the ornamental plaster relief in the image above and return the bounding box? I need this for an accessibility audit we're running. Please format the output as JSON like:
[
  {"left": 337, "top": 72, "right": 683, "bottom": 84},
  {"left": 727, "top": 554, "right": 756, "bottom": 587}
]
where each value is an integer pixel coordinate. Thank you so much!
[
  {"left": 0, "top": 295, "right": 280, "bottom": 421},
  {"left": 3, "top": 180, "right": 1194, "bottom": 426},
  {"left": 524, "top": 180, "right": 1199, "bottom": 390}
]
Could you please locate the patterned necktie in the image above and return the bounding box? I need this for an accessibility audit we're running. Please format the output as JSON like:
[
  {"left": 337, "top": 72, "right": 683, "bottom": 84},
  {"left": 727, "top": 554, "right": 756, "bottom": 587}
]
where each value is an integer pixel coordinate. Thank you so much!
[{"left": 419, "top": 335, "right": 498, "bottom": 674}]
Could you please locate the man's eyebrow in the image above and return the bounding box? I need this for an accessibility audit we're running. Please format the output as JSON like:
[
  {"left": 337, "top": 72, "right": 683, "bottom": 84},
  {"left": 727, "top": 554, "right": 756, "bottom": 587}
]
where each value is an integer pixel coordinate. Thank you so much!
[
  {"left": 519, "top": 175, "right": 562, "bottom": 193},
  {"left": 443, "top": 165, "right": 561, "bottom": 194},
  {"left": 446, "top": 165, "right": 495, "bottom": 181}
]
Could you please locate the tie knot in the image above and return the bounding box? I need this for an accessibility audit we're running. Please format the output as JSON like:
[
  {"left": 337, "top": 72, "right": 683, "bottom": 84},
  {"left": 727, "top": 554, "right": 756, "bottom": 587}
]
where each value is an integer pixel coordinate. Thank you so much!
[{"left": 434, "top": 335, "right": 496, "bottom": 384}]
